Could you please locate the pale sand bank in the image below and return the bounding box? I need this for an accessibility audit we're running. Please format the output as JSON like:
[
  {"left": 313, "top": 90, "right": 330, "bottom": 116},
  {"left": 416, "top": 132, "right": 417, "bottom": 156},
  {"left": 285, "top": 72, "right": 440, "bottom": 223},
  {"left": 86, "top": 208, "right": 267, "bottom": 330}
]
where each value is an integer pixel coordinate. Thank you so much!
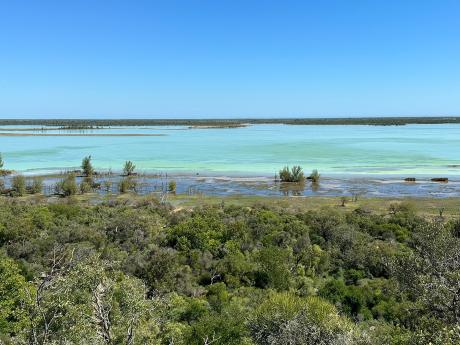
[{"left": 0, "top": 133, "right": 166, "bottom": 137}]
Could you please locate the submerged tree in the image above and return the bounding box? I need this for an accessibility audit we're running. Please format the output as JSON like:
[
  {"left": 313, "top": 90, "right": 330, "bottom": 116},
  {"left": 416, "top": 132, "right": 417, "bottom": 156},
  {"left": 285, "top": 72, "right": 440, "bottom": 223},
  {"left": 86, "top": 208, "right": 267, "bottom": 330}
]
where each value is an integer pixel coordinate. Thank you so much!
[
  {"left": 29, "top": 177, "right": 43, "bottom": 194},
  {"left": 56, "top": 173, "right": 78, "bottom": 196},
  {"left": 12, "top": 175, "right": 26, "bottom": 196},
  {"left": 168, "top": 180, "right": 177, "bottom": 194},
  {"left": 309, "top": 169, "right": 320, "bottom": 183},
  {"left": 119, "top": 177, "right": 137, "bottom": 193},
  {"left": 81, "top": 155, "right": 94, "bottom": 177},
  {"left": 279, "top": 166, "right": 305, "bottom": 183},
  {"left": 123, "top": 161, "right": 136, "bottom": 176}
]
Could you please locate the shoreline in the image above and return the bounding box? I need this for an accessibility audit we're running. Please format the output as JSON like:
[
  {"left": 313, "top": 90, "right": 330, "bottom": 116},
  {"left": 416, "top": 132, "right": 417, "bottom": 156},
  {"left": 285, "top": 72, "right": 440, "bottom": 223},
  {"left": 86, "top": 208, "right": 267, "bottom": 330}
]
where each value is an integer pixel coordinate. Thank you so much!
[
  {"left": 2, "top": 171, "right": 459, "bottom": 198},
  {"left": 10, "top": 168, "right": 460, "bottom": 180},
  {"left": 0, "top": 133, "right": 166, "bottom": 137},
  {"left": 4, "top": 166, "right": 459, "bottom": 181}
]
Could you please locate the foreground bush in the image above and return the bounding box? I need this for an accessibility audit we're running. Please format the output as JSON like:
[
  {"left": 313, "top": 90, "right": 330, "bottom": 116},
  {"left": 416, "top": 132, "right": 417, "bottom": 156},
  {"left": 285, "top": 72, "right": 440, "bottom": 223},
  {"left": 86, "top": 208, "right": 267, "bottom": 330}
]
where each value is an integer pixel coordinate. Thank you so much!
[
  {"left": 309, "top": 169, "right": 320, "bottom": 183},
  {"left": 0, "top": 199, "right": 457, "bottom": 344},
  {"left": 249, "top": 292, "right": 357, "bottom": 345}
]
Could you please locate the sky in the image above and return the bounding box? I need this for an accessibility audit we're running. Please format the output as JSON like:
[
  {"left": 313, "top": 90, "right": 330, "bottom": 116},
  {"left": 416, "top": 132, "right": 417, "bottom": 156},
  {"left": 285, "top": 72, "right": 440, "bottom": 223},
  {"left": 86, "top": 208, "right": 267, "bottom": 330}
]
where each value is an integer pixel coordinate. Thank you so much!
[{"left": 0, "top": 0, "right": 459, "bottom": 119}]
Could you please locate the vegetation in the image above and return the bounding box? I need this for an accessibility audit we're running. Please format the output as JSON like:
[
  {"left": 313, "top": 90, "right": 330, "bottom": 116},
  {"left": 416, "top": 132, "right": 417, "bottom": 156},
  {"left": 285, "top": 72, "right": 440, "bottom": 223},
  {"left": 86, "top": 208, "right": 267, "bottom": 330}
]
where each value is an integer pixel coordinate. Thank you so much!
[
  {"left": 123, "top": 160, "right": 136, "bottom": 176},
  {"left": 0, "top": 197, "right": 458, "bottom": 344},
  {"left": 119, "top": 177, "right": 137, "bottom": 193},
  {"left": 0, "top": 152, "right": 13, "bottom": 176},
  {"left": 28, "top": 177, "right": 43, "bottom": 194},
  {"left": 279, "top": 166, "right": 305, "bottom": 183},
  {"left": 12, "top": 175, "right": 26, "bottom": 196},
  {"left": 55, "top": 173, "right": 78, "bottom": 196},
  {"left": 309, "top": 169, "right": 320, "bottom": 183},
  {"left": 168, "top": 180, "right": 177, "bottom": 194},
  {"left": 79, "top": 179, "right": 93, "bottom": 193},
  {"left": 2, "top": 116, "right": 460, "bottom": 127},
  {"left": 81, "top": 155, "right": 94, "bottom": 177}
]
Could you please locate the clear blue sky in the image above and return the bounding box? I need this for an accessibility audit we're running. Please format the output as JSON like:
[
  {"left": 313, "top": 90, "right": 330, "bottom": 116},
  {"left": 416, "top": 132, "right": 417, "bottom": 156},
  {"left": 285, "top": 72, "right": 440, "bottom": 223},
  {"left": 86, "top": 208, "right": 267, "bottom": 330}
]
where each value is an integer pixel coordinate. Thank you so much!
[{"left": 1, "top": 0, "right": 459, "bottom": 118}]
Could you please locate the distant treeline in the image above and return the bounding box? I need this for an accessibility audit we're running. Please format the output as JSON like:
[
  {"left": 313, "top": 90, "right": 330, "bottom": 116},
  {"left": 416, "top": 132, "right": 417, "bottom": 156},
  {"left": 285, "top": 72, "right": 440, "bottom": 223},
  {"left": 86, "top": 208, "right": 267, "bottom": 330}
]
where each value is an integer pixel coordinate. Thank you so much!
[{"left": 1, "top": 116, "right": 460, "bottom": 127}]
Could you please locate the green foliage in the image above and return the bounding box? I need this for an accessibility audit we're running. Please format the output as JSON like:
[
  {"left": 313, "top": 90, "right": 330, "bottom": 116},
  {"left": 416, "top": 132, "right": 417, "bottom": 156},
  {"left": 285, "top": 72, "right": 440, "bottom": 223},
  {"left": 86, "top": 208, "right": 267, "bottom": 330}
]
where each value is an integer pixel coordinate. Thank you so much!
[
  {"left": 255, "top": 247, "right": 291, "bottom": 290},
  {"left": 0, "top": 254, "right": 30, "bottom": 335},
  {"left": 12, "top": 175, "right": 26, "bottom": 196},
  {"left": 249, "top": 292, "right": 355, "bottom": 345},
  {"left": 279, "top": 165, "right": 305, "bottom": 183},
  {"left": 168, "top": 180, "right": 177, "bottom": 193},
  {"left": 123, "top": 160, "right": 136, "bottom": 176},
  {"left": 0, "top": 152, "right": 3, "bottom": 169},
  {"left": 309, "top": 169, "right": 320, "bottom": 183},
  {"left": 79, "top": 180, "right": 92, "bottom": 194},
  {"left": 81, "top": 155, "right": 94, "bottom": 176},
  {"left": 56, "top": 173, "right": 78, "bottom": 196},
  {"left": 0, "top": 199, "right": 456, "bottom": 343},
  {"left": 28, "top": 177, "right": 43, "bottom": 194},
  {"left": 119, "top": 177, "right": 137, "bottom": 193},
  {"left": 102, "top": 180, "right": 112, "bottom": 192}
]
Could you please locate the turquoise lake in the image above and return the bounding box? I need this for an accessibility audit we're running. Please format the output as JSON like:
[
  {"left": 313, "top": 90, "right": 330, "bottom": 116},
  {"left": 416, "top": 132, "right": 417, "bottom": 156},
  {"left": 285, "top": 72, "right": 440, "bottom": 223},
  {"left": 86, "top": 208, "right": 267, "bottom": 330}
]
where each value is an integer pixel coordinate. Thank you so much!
[{"left": 1, "top": 124, "right": 460, "bottom": 177}]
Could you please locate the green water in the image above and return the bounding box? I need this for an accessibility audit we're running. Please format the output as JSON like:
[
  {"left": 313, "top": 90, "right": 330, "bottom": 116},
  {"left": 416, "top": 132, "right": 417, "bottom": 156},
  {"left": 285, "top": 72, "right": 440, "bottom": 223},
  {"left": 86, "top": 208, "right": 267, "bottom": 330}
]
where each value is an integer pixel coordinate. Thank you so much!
[{"left": 1, "top": 124, "right": 459, "bottom": 176}]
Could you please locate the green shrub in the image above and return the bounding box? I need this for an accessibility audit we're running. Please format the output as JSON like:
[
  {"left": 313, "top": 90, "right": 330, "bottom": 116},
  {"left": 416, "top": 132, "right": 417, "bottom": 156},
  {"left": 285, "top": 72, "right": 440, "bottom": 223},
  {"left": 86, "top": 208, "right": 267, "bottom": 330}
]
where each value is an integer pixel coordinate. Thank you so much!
[
  {"left": 81, "top": 155, "right": 94, "bottom": 177},
  {"left": 29, "top": 177, "right": 43, "bottom": 194},
  {"left": 119, "top": 177, "right": 137, "bottom": 193},
  {"left": 123, "top": 160, "right": 136, "bottom": 176},
  {"left": 12, "top": 175, "right": 26, "bottom": 196},
  {"left": 79, "top": 180, "right": 92, "bottom": 194},
  {"left": 103, "top": 180, "right": 112, "bottom": 193},
  {"left": 0, "top": 152, "right": 3, "bottom": 169},
  {"left": 249, "top": 292, "right": 355, "bottom": 345},
  {"left": 168, "top": 180, "right": 177, "bottom": 194},
  {"left": 309, "top": 169, "right": 320, "bottom": 183},
  {"left": 56, "top": 173, "right": 78, "bottom": 196},
  {"left": 279, "top": 166, "right": 305, "bottom": 183}
]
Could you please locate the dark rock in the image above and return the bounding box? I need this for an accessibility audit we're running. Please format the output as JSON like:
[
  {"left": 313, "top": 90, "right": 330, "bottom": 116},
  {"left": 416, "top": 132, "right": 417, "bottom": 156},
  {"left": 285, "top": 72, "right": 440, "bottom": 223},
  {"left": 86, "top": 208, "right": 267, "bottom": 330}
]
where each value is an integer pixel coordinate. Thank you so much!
[
  {"left": 431, "top": 177, "right": 448, "bottom": 182},
  {"left": 404, "top": 177, "right": 416, "bottom": 182}
]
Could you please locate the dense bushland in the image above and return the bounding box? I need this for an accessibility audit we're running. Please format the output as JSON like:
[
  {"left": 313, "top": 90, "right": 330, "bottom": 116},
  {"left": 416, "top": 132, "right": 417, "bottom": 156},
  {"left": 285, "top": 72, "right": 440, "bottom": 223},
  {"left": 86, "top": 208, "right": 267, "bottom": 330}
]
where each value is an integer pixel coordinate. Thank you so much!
[{"left": 0, "top": 198, "right": 459, "bottom": 344}]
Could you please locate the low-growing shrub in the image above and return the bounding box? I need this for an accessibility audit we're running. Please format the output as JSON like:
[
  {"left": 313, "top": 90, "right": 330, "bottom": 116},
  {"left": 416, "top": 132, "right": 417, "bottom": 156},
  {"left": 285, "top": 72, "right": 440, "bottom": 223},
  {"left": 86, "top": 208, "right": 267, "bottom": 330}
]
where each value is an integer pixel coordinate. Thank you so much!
[
  {"left": 81, "top": 155, "right": 94, "bottom": 177},
  {"left": 12, "top": 175, "right": 26, "bottom": 196},
  {"left": 29, "top": 177, "right": 43, "bottom": 194},
  {"left": 119, "top": 177, "right": 137, "bottom": 193},
  {"left": 168, "top": 180, "right": 177, "bottom": 194},
  {"left": 56, "top": 173, "right": 78, "bottom": 196},
  {"left": 309, "top": 169, "right": 320, "bottom": 183},
  {"left": 279, "top": 166, "right": 305, "bottom": 183}
]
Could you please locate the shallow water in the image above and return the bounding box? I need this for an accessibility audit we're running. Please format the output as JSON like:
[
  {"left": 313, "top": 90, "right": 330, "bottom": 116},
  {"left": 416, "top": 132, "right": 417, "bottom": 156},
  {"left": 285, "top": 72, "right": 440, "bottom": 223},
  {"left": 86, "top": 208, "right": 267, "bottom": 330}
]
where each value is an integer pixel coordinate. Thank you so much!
[
  {"left": 1, "top": 124, "right": 460, "bottom": 177},
  {"left": 3, "top": 174, "right": 459, "bottom": 198}
]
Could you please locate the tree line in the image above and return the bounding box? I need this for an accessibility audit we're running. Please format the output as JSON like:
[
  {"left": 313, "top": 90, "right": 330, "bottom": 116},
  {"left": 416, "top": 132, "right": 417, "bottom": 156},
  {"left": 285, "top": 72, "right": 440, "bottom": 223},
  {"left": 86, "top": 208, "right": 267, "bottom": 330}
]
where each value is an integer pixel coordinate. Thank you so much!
[{"left": 2, "top": 116, "right": 460, "bottom": 127}]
